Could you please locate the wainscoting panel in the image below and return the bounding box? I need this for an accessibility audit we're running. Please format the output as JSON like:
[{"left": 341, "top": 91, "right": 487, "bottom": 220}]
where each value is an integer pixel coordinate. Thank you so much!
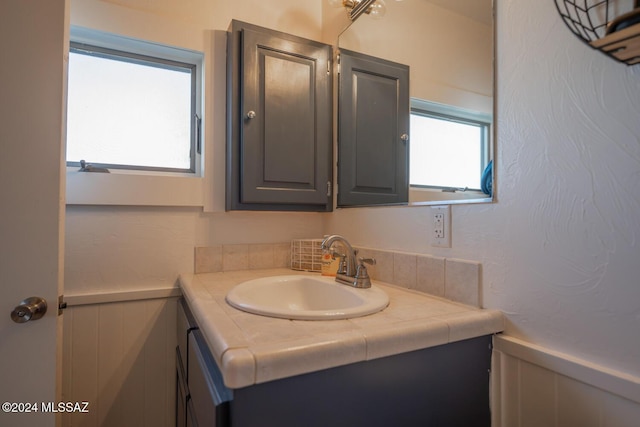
[
  {"left": 62, "top": 294, "right": 178, "bottom": 427},
  {"left": 492, "top": 335, "right": 640, "bottom": 427}
]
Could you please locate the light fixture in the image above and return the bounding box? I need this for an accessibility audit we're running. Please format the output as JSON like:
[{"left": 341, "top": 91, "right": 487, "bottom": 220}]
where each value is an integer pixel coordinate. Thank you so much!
[{"left": 329, "top": 0, "right": 387, "bottom": 22}]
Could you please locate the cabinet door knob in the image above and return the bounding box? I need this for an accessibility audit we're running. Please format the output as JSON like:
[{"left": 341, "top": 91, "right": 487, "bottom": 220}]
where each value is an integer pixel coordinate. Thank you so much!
[
  {"left": 246, "top": 110, "right": 256, "bottom": 119},
  {"left": 400, "top": 133, "right": 409, "bottom": 142}
]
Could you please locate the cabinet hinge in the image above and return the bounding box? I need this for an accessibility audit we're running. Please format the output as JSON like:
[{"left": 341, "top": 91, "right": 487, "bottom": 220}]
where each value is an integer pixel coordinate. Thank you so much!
[{"left": 327, "top": 181, "right": 332, "bottom": 197}]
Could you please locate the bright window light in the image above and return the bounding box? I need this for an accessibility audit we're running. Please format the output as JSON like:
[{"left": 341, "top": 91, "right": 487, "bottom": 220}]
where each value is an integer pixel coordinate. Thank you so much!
[
  {"left": 409, "top": 102, "right": 490, "bottom": 190},
  {"left": 66, "top": 45, "right": 195, "bottom": 172}
]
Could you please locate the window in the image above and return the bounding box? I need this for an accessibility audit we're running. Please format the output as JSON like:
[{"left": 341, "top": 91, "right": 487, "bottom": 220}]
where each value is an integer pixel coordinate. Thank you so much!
[
  {"left": 410, "top": 99, "right": 491, "bottom": 191},
  {"left": 66, "top": 28, "right": 202, "bottom": 173}
]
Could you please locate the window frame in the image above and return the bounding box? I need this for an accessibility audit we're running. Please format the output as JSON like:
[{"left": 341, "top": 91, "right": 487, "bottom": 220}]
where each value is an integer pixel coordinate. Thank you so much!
[
  {"left": 409, "top": 98, "right": 492, "bottom": 192},
  {"left": 65, "top": 26, "right": 209, "bottom": 208},
  {"left": 67, "top": 42, "right": 199, "bottom": 173}
]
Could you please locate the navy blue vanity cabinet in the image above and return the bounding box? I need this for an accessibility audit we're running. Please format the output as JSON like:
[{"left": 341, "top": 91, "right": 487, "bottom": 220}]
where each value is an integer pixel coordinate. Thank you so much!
[
  {"left": 230, "top": 336, "right": 492, "bottom": 427},
  {"left": 226, "top": 20, "right": 333, "bottom": 212},
  {"left": 177, "top": 297, "right": 493, "bottom": 427},
  {"left": 176, "top": 299, "right": 231, "bottom": 427},
  {"left": 176, "top": 298, "right": 193, "bottom": 427},
  {"left": 175, "top": 347, "right": 187, "bottom": 427}
]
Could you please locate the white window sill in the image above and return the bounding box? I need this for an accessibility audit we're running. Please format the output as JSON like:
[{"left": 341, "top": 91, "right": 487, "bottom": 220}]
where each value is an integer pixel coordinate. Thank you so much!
[
  {"left": 409, "top": 186, "right": 490, "bottom": 204},
  {"left": 66, "top": 168, "right": 204, "bottom": 206}
]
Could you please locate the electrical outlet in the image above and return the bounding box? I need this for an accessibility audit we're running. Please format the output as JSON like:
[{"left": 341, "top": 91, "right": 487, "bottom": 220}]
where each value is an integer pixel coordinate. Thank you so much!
[
  {"left": 430, "top": 205, "right": 451, "bottom": 248},
  {"left": 434, "top": 213, "right": 445, "bottom": 238}
]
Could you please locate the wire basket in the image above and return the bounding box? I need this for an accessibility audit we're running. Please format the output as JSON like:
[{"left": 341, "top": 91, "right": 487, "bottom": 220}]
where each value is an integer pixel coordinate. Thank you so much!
[
  {"left": 555, "top": 0, "right": 615, "bottom": 41},
  {"left": 290, "top": 239, "right": 324, "bottom": 272},
  {"left": 555, "top": 0, "right": 640, "bottom": 64}
]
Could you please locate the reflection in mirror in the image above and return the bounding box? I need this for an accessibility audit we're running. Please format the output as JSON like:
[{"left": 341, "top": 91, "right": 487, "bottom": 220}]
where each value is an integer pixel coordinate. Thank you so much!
[{"left": 337, "top": 0, "right": 494, "bottom": 205}]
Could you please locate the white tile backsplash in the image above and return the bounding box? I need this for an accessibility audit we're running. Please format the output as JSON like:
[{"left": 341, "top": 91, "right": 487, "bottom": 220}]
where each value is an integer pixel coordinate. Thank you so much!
[
  {"left": 356, "top": 246, "right": 481, "bottom": 307},
  {"left": 444, "top": 258, "right": 481, "bottom": 307},
  {"left": 223, "top": 244, "right": 249, "bottom": 271},
  {"left": 357, "top": 247, "right": 394, "bottom": 283},
  {"left": 195, "top": 243, "right": 482, "bottom": 307},
  {"left": 194, "top": 246, "right": 222, "bottom": 274},
  {"left": 248, "top": 244, "right": 275, "bottom": 270},
  {"left": 393, "top": 252, "right": 417, "bottom": 288},
  {"left": 196, "top": 243, "right": 291, "bottom": 274},
  {"left": 273, "top": 243, "right": 291, "bottom": 268},
  {"left": 416, "top": 255, "right": 445, "bottom": 297}
]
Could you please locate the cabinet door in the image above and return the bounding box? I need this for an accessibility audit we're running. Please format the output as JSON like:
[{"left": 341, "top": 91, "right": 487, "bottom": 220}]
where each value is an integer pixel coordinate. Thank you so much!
[
  {"left": 227, "top": 21, "right": 332, "bottom": 211},
  {"left": 337, "top": 49, "right": 409, "bottom": 207},
  {"left": 231, "top": 336, "right": 492, "bottom": 427},
  {"left": 188, "top": 330, "right": 232, "bottom": 427},
  {"left": 186, "top": 398, "right": 198, "bottom": 427},
  {"left": 177, "top": 298, "right": 197, "bottom": 379},
  {"left": 176, "top": 348, "right": 188, "bottom": 427}
]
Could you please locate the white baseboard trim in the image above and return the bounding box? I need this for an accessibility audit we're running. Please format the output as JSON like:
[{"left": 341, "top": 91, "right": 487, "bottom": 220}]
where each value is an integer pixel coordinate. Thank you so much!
[{"left": 493, "top": 335, "right": 640, "bottom": 404}]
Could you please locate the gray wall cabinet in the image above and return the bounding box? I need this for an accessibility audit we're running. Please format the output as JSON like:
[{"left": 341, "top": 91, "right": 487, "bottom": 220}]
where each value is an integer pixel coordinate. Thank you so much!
[
  {"left": 226, "top": 21, "right": 333, "bottom": 211},
  {"left": 338, "top": 49, "right": 410, "bottom": 207}
]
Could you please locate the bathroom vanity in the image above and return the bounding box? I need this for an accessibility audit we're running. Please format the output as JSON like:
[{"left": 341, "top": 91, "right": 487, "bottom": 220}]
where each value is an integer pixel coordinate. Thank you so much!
[{"left": 177, "top": 269, "right": 504, "bottom": 426}]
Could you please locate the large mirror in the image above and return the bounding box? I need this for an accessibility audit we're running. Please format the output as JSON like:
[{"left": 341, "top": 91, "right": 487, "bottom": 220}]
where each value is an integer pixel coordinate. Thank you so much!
[{"left": 336, "top": 0, "right": 494, "bottom": 206}]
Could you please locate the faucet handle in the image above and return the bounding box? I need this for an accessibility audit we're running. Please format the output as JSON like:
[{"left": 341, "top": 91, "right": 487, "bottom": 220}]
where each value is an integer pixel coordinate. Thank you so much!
[
  {"left": 358, "top": 257, "right": 376, "bottom": 266},
  {"left": 355, "top": 257, "right": 376, "bottom": 278},
  {"left": 354, "top": 257, "right": 376, "bottom": 288}
]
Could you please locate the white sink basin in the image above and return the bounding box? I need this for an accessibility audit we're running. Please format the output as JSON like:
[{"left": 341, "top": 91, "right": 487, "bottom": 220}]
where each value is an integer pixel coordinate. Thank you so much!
[{"left": 226, "top": 275, "right": 389, "bottom": 320}]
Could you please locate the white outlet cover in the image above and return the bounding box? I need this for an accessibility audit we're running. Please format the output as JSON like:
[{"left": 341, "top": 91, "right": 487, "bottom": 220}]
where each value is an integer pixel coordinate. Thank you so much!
[{"left": 430, "top": 205, "right": 451, "bottom": 248}]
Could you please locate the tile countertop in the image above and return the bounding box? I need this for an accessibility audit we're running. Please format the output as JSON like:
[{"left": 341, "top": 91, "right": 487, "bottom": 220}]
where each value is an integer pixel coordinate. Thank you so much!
[{"left": 179, "top": 268, "right": 504, "bottom": 389}]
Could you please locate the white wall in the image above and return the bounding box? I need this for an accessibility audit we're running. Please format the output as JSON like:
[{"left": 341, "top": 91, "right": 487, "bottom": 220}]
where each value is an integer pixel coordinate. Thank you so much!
[
  {"left": 494, "top": 0, "right": 639, "bottom": 382},
  {"left": 65, "top": 207, "right": 324, "bottom": 293},
  {"left": 327, "top": 0, "right": 640, "bottom": 381}
]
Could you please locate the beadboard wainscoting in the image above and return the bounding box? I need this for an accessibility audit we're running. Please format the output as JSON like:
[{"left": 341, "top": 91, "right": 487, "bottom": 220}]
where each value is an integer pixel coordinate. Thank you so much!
[
  {"left": 492, "top": 335, "right": 640, "bottom": 427},
  {"left": 61, "top": 290, "right": 180, "bottom": 427}
]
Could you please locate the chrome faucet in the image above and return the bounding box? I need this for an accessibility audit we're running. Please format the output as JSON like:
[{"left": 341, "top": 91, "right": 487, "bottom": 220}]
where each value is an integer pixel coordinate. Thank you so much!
[{"left": 321, "top": 235, "right": 376, "bottom": 288}]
